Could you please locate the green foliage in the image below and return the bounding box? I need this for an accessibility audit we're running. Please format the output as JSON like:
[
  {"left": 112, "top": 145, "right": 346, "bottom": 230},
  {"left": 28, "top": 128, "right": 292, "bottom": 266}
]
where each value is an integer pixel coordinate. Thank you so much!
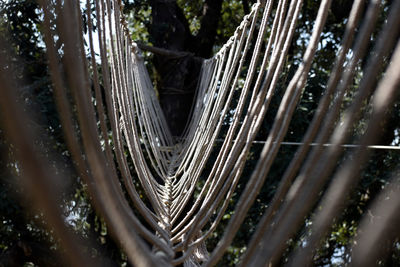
[
  {"left": 176, "top": 0, "right": 203, "bottom": 35},
  {"left": 217, "top": 0, "right": 248, "bottom": 43},
  {"left": 123, "top": 0, "right": 152, "bottom": 44}
]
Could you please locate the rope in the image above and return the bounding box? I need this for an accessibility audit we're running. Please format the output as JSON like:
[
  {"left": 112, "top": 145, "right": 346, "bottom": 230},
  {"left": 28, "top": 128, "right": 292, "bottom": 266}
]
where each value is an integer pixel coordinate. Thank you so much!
[{"left": 0, "top": 0, "right": 399, "bottom": 266}]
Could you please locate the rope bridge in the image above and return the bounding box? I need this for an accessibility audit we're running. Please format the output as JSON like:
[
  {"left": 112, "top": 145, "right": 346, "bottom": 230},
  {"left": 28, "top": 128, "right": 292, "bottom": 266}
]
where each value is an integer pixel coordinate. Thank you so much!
[{"left": 0, "top": 0, "right": 400, "bottom": 266}]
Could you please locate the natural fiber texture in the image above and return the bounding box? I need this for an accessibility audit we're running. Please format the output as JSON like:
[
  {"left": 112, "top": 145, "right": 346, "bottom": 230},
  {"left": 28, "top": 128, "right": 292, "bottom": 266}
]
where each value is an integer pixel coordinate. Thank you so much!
[{"left": 0, "top": 0, "right": 399, "bottom": 266}]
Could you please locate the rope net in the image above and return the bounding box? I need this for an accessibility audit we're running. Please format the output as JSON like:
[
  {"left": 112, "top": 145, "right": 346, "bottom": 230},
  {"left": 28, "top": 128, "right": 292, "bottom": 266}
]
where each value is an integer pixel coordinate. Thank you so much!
[{"left": 0, "top": 0, "right": 399, "bottom": 266}]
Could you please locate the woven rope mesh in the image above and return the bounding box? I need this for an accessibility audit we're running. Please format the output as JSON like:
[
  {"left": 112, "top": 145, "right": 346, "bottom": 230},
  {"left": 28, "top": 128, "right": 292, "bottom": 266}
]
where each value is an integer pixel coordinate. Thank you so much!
[{"left": 0, "top": 0, "right": 399, "bottom": 266}]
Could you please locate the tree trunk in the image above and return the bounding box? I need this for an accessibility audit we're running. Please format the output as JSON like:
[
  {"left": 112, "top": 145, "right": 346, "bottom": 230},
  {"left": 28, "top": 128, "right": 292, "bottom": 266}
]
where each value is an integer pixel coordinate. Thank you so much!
[{"left": 149, "top": 0, "right": 222, "bottom": 137}]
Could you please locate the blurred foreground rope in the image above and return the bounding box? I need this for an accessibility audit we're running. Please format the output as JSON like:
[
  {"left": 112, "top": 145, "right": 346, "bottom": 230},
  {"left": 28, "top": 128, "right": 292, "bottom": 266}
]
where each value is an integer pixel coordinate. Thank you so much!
[{"left": 0, "top": 0, "right": 399, "bottom": 266}]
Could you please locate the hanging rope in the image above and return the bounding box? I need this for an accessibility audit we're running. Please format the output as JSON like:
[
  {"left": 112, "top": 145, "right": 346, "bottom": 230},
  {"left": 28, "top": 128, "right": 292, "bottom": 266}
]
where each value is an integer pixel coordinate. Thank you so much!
[{"left": 0, "top": 0, "right": 399, "bottom": 266}]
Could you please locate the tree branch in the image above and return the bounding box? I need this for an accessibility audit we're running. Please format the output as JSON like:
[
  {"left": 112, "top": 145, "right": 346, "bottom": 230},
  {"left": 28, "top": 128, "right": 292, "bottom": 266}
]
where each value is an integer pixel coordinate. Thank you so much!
[{"left": 137, "top": 42, "right": 192, "bottom": 58}]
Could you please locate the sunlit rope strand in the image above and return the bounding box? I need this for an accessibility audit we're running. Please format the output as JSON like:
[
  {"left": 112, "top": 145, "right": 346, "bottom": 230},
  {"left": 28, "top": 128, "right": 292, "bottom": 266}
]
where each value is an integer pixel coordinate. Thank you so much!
[
  {"left": 205, "top": 0, "right": 316, "bottom": 264},
  {"left": 170, "top": 5, "right": 262, "bottom": 224},
  {"left": 291, "top": 40, "right": 400, "bottom": 267},
  {"left": 242, "top": 0, "right": 368, "bottom": 260},
  {"left": 287, "top": 4, "right": 400, "bottom": 265},
  {"left": 175, "top": 0, "right": 290, "bottom": 255},
  {"left": 107, "top": 0, "right": 400, "bottom": 266},
  {"left": 170, "top": 3, "right": 265, "bottom": 241},
  {"left": 96, "top": 0, "right": 167, "bottom": 230},
  {"left": 99, "top": 0, "right": 173, "bottom": 254},
  {"left": 90, "top": 0, "right": 164, "bottom": 232},
  {"left": 26, "top": 0, "right": 399, "bottom": 265},
  {"left": 246, "top": 0, "right": 392, "bottom": 265},
  {"left": 46, "top": 0, "right": 171, "bottom": 264},
  {"left": 187, "top": 0, "right": 277, "bottom": 231}
]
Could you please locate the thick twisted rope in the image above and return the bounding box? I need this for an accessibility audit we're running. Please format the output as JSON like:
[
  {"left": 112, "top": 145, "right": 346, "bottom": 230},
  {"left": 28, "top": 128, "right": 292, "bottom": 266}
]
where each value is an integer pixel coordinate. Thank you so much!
[{"left": 0, "top": 0, "right": 399, "bottom": 266}]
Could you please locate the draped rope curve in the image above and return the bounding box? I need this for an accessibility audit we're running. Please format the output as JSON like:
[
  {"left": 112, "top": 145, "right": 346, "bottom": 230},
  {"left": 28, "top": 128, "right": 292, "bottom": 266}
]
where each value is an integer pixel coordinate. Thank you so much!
[{"left": 0, "top": 0, "right": 399, "bottom": 266}]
